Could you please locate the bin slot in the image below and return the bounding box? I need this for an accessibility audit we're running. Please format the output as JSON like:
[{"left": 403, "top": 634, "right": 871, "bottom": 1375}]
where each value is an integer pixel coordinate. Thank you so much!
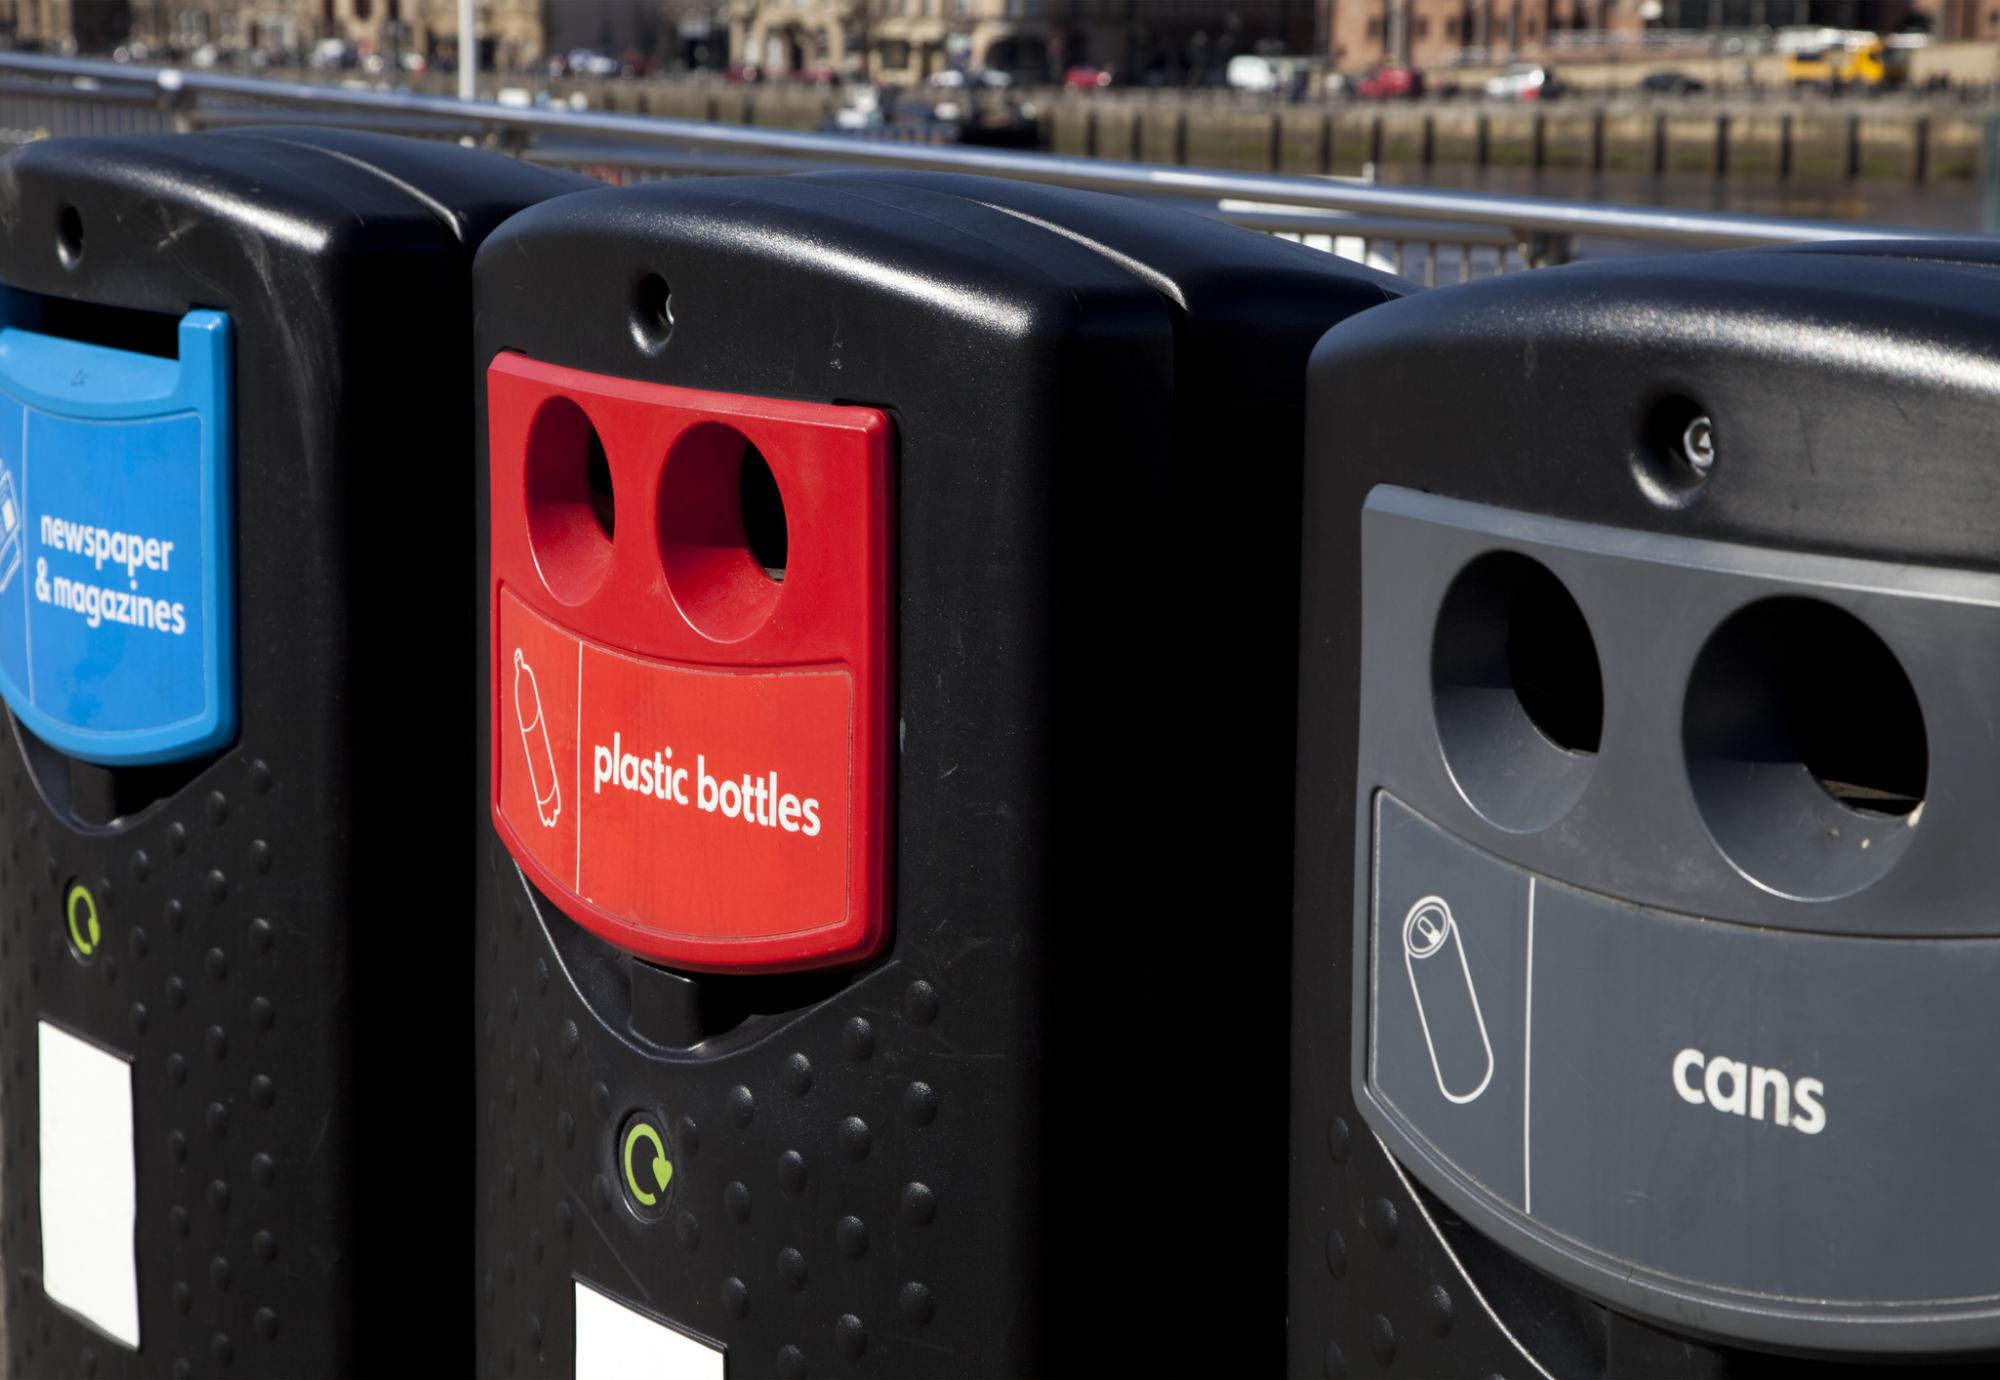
[{"left": 10, "top": 291, "right": 182, "bottom": 360}]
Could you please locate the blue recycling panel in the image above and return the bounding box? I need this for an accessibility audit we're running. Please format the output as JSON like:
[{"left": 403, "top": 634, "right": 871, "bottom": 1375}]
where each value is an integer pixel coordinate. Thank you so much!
[{"left": 0, "top": 310, "right": 233, "bottom": 764}]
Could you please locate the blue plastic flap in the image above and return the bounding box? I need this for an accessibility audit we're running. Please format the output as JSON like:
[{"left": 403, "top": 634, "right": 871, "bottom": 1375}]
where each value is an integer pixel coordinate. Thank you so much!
[{"left": 0, "top": 310, "right": 234, "bottom": 765}]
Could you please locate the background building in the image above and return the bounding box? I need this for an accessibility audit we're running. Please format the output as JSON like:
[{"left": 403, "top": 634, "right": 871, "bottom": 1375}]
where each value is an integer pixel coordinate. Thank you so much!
[
  {"left": 730, "top": 0, "right": 857, "bottom": 75},
  {"left": 0, "top": 0, "right": 1989, "bottom": 75},
  {"left": 1329, "top": 0, "right": 1960, "bottom": 72},
  {"left": 1330, "top": 0, "right": 1642, "bottom": 71},
  {"left": 0, "top": 0, "right": 131, "bottom": 52},
  {"left": 306, "top": 0, "right": 547, "bottom": 70},
  {"left": 19, "top": 0, "right": 579, "bottom": 70},
  {"left": 714, "top": 0, "right": 1317, "bottom": 85}
]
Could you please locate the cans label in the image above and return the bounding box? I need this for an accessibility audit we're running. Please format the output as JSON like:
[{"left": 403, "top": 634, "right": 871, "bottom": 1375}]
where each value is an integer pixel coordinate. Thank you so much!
[
  {"left": 496, "top": 587, "right": 853, "bottom": 953},
  {"left": 1365, "top": 790, "right": 2000, "bottom": 1310}
]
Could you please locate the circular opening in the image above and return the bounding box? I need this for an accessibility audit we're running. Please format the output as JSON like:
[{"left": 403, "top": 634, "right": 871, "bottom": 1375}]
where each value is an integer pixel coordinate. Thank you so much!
[
  {"left": 55, "top": 204, "right": 83, "bottom": 270},
  {"left": 1632, "top": 394, "right": 1714, "bottom": 508},
  {"left": 1683, "top": 597, "right": 1927, "bottom": 901},
  {"left": 523, "top": 396, "right": 616, "bottom": 605},
  {"left": 585, "top": 430, "right": 615, "bottom": 539},
  {"left": 1432, "top": 552, "right": 1603, "bottom": 832},
  {"left": 658, "top": 423, "right": 787, "bottom": 643},
  {"left": 739, "top": 443, "right": 787, "bottom": 583},
  {"left": 1507, "top": 572, "right": 1602, "bottom": 756},
  {"left": 631, "top": 273, "right": 674, "bottom": 353}
]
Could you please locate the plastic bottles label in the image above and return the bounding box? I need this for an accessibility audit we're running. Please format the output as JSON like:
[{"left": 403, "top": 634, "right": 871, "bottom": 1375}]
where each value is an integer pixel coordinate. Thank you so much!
[{"left": 496, "top": 586, "right": 854, "bottom": 957}]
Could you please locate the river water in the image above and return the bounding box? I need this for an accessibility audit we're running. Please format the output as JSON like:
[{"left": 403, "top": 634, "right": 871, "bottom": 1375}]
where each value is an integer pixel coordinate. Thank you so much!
[
  {"left": 1333, "top": 164, "right": 1990, "bottom": 276},
  {"left": 1376, "top": 163, "right": 1987, "bottom": 236}
]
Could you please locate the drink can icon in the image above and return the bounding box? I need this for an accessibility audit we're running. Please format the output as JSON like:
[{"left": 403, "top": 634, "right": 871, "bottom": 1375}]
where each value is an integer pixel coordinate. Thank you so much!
[{"left": 1402, "top": 896, "right": 1494, "bottom": 1105}]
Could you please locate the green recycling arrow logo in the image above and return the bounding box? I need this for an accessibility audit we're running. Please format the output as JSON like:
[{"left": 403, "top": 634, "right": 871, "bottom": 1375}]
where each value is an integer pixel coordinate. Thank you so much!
[
  {"left": 65, "top": 883, "right": 99, "bottom": 959},
  {"left": 622, "top": 1118, "right": 673, "bottom": 1208}
]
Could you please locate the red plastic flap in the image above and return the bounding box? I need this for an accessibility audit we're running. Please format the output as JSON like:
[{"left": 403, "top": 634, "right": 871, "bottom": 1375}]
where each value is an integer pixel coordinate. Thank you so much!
[{"left": 488, "top": 352, "right": 892, "bottom": 972}]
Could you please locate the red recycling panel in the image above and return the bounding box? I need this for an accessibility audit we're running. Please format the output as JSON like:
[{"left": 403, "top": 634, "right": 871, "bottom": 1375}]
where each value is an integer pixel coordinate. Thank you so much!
[{"left": 488, "top": 352, "right": 892, "bottom": 972}]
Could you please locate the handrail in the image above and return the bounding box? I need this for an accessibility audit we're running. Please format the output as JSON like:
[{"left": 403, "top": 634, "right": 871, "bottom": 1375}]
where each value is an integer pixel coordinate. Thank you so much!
[{"left": 0, "top": 51, "right": 1954, "bottom": 252}]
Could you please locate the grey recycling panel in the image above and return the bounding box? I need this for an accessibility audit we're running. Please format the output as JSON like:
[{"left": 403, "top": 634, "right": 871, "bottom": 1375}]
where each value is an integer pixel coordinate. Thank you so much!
[
  {"left": 1367, "top": 792, "right": 2000, "bottom": 1330},
  {"left": 1344, "top": 489, "right": 2000, "bottom": 1352}
]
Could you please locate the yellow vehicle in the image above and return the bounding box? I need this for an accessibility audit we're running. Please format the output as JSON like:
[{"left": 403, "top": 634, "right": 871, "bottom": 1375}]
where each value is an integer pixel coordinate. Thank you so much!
[{"left": 1786, "top": 35, "right": 1909, "bottom": 91}]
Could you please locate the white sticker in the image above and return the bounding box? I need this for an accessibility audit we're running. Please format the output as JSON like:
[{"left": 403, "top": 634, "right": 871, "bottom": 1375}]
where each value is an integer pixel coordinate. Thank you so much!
[
  {"left": 574, "top": 1278, "right": 723, "bottom": 1380},
  {"left": 38, "top": 1019, "right": 139, "bottom": 1349}
]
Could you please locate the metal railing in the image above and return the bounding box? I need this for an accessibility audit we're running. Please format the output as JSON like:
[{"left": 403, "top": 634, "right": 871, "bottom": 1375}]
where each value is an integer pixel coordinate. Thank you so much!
[{"left": 0, "top": 51, "right": 1956, "bottom": 283}]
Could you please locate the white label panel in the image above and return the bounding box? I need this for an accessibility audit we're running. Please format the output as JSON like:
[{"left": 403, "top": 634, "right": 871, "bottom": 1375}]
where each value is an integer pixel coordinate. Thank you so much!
[
  {"left": 574, "top": 1277, "right": 724, "bottom": 1380},
  {"left": 38, "top": 1019, "right": 139, "bottom": 1348}
]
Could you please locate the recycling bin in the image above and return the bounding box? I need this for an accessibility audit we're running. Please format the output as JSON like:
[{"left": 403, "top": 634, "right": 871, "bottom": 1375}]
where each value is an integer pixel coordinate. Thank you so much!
[
  {"left": 1290, "top": 241, "right": 2000, "bottom": 1373},
  {"left": 474, "top": 171, "right": 1408, "bottom": 1378},
  {"left": 0, "top": 129, "right": 584, "bottom": 1378}
]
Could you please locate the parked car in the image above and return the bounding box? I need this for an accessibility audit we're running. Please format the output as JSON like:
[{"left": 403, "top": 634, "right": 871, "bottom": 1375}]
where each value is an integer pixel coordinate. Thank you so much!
[
  {"left": 1063, "top": 64, "right": 1113, "bottom": 90},
  {"left": 565, "top": 48, "right": 622, "bottom": 77},
  {"left": 1639, "top": 69, "right": 1705, "bottom": 95},
  {"left": 1785, "top": 36, "right": 1908, "bottom": 92},
  {"left": 1485, "top": 62, "right": 1563, "bottom": 101},
  {"left": 307, "top": 37, "right": 355, "bottom": 70},
  {"left": 1355, "top": 64, "right": 1424, "bottom": 100},
  {"left": 930, "top": 67, "right": 1015, "bottom": 89},
  {"left": 1226, "top": 54, "right": 1283, "bottom": 93}
]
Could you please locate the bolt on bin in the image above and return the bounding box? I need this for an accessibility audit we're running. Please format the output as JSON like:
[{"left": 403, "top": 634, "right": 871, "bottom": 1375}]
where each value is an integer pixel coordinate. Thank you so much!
[
  {"left": 473, "top": 171, "right": 1410, "bottom": 1378},
  {"left": 0, "top": 129, "right": 585, "bottom": 1378},
  {"left": 1290, "top": 240, "right": 2000, "bottom": 1372}
]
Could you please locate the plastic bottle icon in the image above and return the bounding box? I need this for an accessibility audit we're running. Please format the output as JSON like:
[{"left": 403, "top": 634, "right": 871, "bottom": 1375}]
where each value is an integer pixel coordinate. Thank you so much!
[
  {"left": 1403, "top": 896, "right": 1494, "bottom": 1105},
  {"left": 514, "top": 648, "right": 561, "bottom": 828},
  {"left": 0, "top": 464, "right": 22, "bottom": 595}
]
